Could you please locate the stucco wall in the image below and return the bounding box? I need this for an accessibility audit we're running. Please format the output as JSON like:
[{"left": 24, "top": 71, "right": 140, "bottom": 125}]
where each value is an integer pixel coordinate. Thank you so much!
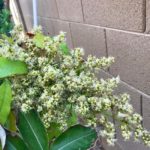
[{"left": 18, "top": 0, "right": 150, "bottom": 150}]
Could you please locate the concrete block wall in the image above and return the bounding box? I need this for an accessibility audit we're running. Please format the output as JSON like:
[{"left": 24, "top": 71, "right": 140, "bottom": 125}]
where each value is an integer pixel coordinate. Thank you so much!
[{"left": 18, "top": 0, "right": 150, "bottom": 149}]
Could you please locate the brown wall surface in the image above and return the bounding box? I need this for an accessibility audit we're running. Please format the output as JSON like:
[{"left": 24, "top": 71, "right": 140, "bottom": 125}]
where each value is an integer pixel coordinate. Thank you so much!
[{"left": 18, "top": 0, "right": 150, "bottom": 150}]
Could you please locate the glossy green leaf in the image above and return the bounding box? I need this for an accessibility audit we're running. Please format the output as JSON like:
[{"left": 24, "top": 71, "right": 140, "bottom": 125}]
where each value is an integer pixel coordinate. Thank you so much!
[
  {"left": 0, "top": 80, "right": 12, "bottom": 125},
  {"left": 59, "top": 42, "right": 70, "bottom": 55},
  {"left": 18, "top": 110, "right": 49, "bottom": 150},
  {"left": 5, "top": 135, "right": 28, "bottom": 150},
  {"left": 47, "top": 123, "right": 62, "bottom": 142},
  {"left": 0, "top": 57, "right": 28, "bottom": 78},
  {"left": 50, "top": 125, "right": 97, "bottom": 150},
  {"left": 4, "top": 111, "right": 17, "bottom": 132}
]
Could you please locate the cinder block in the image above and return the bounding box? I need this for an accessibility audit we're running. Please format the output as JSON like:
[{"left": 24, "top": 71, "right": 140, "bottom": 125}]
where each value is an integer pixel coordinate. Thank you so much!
[
  {"left": 39, "top": 18, "right": 54, "bottom": 36},
  {"left": 39, "top": 18, "right": 73, "bottom": 48},
  {"left": 142, "top": 96, "right": 150, "bottom": 130},
  {"left": 24, "top": 16, "right": 33, "bottom": 31},
  {"left": 103, "top": 142, "right": 123, "bottom": 150},
  {"left": 97, "top": 71, "right": 147, "bottom": 149},
  {"left": 142, "top": 96, "right": 150, "bottom": 118},
  {"left": 38, "top": 0, "right": 59, "bottom": 18},
  {"left": 82, "top": 0, "right": 145, "bottom": 32},
  {"left": 98, "top": 70, "right": 112, "bottom": 79},
  {"left": 143, "top": 117, "right": 150, "bottom": 130},
  {"left": 103, "top": 141, "right": 123, "bottom": 150},
  {"left": 56, "top": 0, "right": 83, "bottom": 22},
  {"left": 117, "top": 136, "right": 150, "bottom": 150},
  {"left": 117, "top": 96, "right": 150, "bottom": 150},
  {"left": 107, "top": 29, "right": 150, "bottom": 95},
  {"left": 18, "top": 0, "right": 34, "bottom": 31},
  {"left": 105, "top": 130, "right": 149, "bottom": 150},
  {"left": 146, "top": 0, "right": 150, "bottom": 33},
  {"left": 115, "top": 82, "right": 141, "bottom": 114},
  {"left": 18, "top": 0, "right": 33, "bottom": 16},
  {"left": 70, "top": 23, "right": 106, "bottom": 57},
  {"left": 116, "top": 95, "right": 150, "bottom": 150},
  {"left": 97, "top": 70, "right": 141, "bottom": 113},
  {"left": 52, "top": 20, "right": 73, "bottom": 49}
]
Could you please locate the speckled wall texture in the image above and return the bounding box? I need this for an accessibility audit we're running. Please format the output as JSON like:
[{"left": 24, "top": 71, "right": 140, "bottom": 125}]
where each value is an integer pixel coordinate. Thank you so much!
[{"left": 18, "top": 0, "right": 150, "bottom": 150}]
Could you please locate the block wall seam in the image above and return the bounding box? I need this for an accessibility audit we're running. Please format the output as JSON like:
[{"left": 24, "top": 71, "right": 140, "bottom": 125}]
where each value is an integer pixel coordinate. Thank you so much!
[
  {"left": 37, "top": 0, "right": 148, "bottom": 33},
  {"left": 101, "top": 70, "right": 150, "bottom": 99},
  {"left": 38, "top": 16, "right": 150, "bottom": 36},
  {"left": 80, "top": 0, "right": 85, "bottom": 22},
  {"left": 123, "top": 82, "right": 150, "bottom": 98},
  {"left": 38, "top": 17, "right": 150, "bottom": 98},
  {"left": 144, "top": 0, "right": 147, "bottom": 32},
  {"left": 141, "top": 95, "right": 144, "bottom": 126},
  {"left": 104, "top": 29, "right": 108, "bottom": 57},
  {"left": 54, "top": 0, "right": 60, "bottom": 19},
  {"left": 145, "top": 0, "right": 150, "bottom": 33},
  {"left": 55, "top": 0, "right": 83, "bottom": 23},
  {"left": 117, "top": 74, "right": 150, "bottom": 98},
  {"left": 68, "top": 22, "right": 74, "bottom": 48}
]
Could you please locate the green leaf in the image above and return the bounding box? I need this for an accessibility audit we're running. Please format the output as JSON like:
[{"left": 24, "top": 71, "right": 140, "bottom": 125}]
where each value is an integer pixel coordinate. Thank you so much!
[
  {"left": 5, "top": 135, "right": 28, "bottom": 150},
  {"left": 33, "top": 33, "right": 45, "bottom": 48},
  {"left": 59, "top": 42, "right": 70, "bottom": 55},
  {"left": 0, "top": 80, "right": 12, "bottom": 125},
  {"left": 18, "top": 110, "right": 49, "bottom": 150},
  {"left": 50, "top": 125, "right": 97, "bottom": 150},
  {"left": 67, "top": 110, "right": 78, "bottom": 127},
  {"left": 1, "top": 35, "right": 14, "bottom": 45},
  {"left": 47, "top": 123, "right": 62, "bottom": 142},
  {"left": 4, "top": 111, "right": 17, "bottom": 132},
  {"left": 0, "top": 57, "right": 28, "bottom": 78}
]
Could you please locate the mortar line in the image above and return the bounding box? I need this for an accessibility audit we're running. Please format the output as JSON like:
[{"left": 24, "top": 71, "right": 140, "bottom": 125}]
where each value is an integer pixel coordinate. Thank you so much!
[
  {"left": 104, "top": 29, "right": 110, "bottom": 72},
  {"left": 121, "top": 80, "right": 150, "bottom": 99},
  {"left": 104, "top": 29, "right": 108, "bottom": 57},
  {"left": 40, "top": 16, "right": 150, "bottom": 36},
  {"left": 55, "top": 0, "right": 60, "bottom": 19},
  {"left": 69, "top": 23, "right": 75, "bottom": 48},
  {"left": 80, "top": 0, "right": 85, "bottom": 22},
  {"left": 140, "top": 95, "right": 143, "bottom": 126},
  {"left": 144, "top": 0, "right": 147, "bottom": 32},
  {"left": 38, "top": 16, "right": 150, "bottom": 98},
  {"left": 100, "top": 70, "right": 150, "bottom": 99}
]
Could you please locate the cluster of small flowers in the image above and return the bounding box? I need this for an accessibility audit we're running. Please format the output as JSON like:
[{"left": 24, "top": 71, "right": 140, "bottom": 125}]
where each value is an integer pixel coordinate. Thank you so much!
[{"left": 1, "top": 26, "right": 150, "bottom": 146}]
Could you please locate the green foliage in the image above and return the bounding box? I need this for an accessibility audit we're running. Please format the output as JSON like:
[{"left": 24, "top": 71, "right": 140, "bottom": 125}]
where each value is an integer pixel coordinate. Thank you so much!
[
  {"left": 5, "top": 135, "right": 28, "bottom": 150},
  {"left": 33, "top": 33, "right": 45, "bottom": 49},
  {"left": 18, "top": 110, "right": 49, "bottom": 150},
  {"left": 50, "top": 125, "right": 97, "bottom": 150},
  {"left": 5, "top": 110, "right": 95, "bottom": 150},
  {"left": 0, "top": 0, "right": 4, "bottom": 10},
  {"left": 47, "top": 123, "right": 62, "bottom": 141},
  {"left": 67, "top": 108, "right": 78, "bottom": 127},
  {"left": 0, "top": 80, "right": 12, "bottom": 125},
  {"left": 59, "top": 42, "right": 70, "bottom": 55},
  {"left": 0, "top": 0, "right": 13, "bottom": 35},
  {"left": 0, "top": 57, "right": 28, "bottom": 78},
  {"left": 4, "top": 111, "right": 17, "bottom": 132},
  {"left": 0, "top": 26, "right": 150, "bottom": 149}
]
